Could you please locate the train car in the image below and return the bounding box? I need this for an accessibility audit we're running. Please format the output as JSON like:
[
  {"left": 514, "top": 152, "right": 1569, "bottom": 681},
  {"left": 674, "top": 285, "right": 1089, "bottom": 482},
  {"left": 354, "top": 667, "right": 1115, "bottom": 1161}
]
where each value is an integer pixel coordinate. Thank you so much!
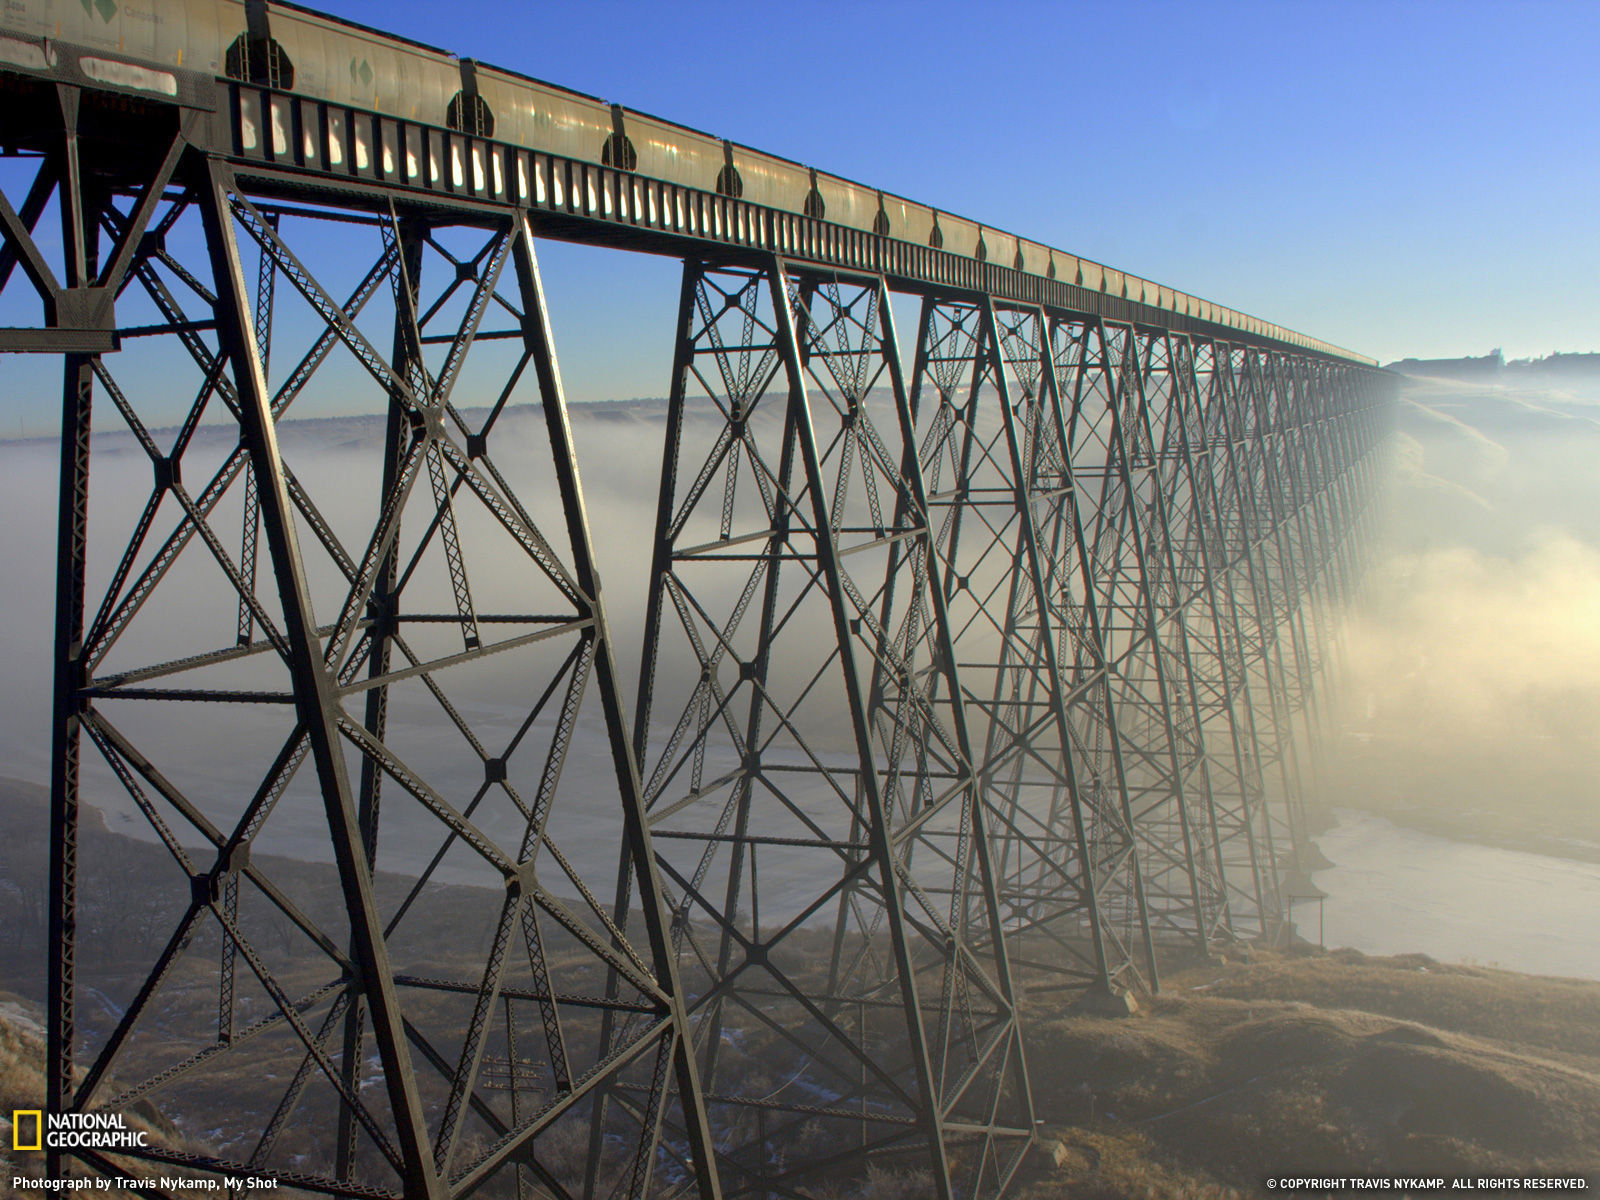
[
  {"left": 1016, "top": 238, "right": 1051, "bottom": 277},
  {"left": 937, "top": 211, "right": 981, "bottom": 258},
  {"left": 728, "top": 144, "right": 811, "bottom": 217},
  {"left": 620, "top": 109, "right": 723, "bottom": 195},
  {"left": 0, "top": 0, "right": 230, "bottom": 75},
  {"left": 476, "top": 65, "right": 612, "bottom": 171},
  {"left": 812, "top": 170, "right": 877, "bottom": 232},
  {"left": 881, "top": 192, "right": 935, "bottom": 245},
  {"left": 0, "top": 0, "right": 1371, "bottom": 363}
]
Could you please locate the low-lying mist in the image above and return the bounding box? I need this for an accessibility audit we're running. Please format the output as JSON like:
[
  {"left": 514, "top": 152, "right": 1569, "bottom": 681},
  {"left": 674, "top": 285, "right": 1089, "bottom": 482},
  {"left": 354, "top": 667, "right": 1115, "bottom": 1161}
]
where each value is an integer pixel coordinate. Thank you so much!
[
  {"left": 3, "top": 367, "right": 1596, "bottom": 875},
  {"left": 1324, "top": 372, "right": 1600, "bottom": 856},
  {"left": 0, "top": 395, "right": 866, "bottom": 917}
]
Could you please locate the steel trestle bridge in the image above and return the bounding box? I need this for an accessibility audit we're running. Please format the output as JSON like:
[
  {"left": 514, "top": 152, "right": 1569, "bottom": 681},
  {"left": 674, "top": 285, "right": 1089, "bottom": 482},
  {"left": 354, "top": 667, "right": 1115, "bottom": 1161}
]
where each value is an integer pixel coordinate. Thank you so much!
[{"left": 0, "top": 2, "right": 1393, "bottom": 1197}]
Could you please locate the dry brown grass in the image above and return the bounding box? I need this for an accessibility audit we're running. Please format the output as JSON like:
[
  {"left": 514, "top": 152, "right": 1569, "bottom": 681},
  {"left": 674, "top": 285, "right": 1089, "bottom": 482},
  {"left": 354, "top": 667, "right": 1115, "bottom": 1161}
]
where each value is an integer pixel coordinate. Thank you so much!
[
  {"left": 1011, "top": 949, "right": 1600, "bottom": 1199},
  {"left": 1175, "top": 948, "right": 1600, "bottom": 1069},
  {"left": 0, "top": 993, "right": 214, "bottom": 1200},
  {"left": 7, "top": 783, "right": 1599, "bottom": 1200}
]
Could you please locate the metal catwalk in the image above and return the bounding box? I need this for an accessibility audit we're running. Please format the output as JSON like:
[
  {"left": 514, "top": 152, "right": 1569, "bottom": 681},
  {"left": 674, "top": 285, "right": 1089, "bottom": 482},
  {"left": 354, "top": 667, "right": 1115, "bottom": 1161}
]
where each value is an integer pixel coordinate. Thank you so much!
[{"left": 0, "top": 4, "right": 1393, "bottom": 1198}]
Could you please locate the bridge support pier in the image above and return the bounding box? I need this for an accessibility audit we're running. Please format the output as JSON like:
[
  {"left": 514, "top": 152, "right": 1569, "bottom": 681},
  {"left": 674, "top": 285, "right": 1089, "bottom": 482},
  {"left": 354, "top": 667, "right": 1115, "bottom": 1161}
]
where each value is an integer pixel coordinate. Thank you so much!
[
  {"left": 905, "top": 296, "right": 1156, "bottom": 998},
  {"left": 626, "top": 256, "right": 1034, "bottom": 1199},
  {"left": 0, "top": 60, "right": 1393, "bottom": 1200},
  {"left": 27, "top": 135, "right": 723, "bottom": 1198}
]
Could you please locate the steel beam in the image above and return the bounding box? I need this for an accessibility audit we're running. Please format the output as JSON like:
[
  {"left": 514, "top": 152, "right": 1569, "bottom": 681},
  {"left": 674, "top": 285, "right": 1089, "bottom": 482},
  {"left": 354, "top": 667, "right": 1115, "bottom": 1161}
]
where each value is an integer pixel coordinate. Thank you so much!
[
  {"left": 625, "top": 258, "right": 1033, "bottom": 1198},
  {"left": 5, "top": 59, "right": 1396, "bottom": 1200}
]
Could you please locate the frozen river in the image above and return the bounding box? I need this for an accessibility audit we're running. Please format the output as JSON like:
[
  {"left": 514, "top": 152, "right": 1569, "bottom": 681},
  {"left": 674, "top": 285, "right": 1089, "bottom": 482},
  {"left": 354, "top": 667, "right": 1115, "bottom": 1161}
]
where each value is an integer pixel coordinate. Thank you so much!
[{"left": 1310, "top": 809, "right": 1600, "bottom": 981}]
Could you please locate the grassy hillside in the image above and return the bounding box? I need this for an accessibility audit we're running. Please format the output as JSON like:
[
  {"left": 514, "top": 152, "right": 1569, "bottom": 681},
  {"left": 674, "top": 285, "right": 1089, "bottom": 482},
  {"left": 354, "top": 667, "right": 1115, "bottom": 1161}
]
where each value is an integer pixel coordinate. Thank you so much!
[
  {"left": 5, "top": 771, "right": 1597, "bottom": 1197},
  {"left": 7, "top": 950, "right": 1598, "bottom": 1198},
  {"left": 1012, "top": 950, "right": 1600, "bottom": 1199},
  {"left": 1, "top": 991, "right": 198, "bottom": 1200}
]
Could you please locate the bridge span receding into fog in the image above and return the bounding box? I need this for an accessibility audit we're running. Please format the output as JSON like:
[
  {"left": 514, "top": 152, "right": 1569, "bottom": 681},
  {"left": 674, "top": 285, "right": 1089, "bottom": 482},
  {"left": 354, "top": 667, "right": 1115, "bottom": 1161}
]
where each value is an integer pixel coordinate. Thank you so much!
[{"left": 0, "top": 3, "right": 1393, "bottom": 1197}]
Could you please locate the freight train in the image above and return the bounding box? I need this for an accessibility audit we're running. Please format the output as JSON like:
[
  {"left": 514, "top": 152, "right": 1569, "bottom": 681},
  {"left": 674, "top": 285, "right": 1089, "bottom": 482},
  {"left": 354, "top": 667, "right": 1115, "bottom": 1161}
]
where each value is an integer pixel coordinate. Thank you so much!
[{"left": 0, "top": 0, "right": 1371, "bottom": 363}]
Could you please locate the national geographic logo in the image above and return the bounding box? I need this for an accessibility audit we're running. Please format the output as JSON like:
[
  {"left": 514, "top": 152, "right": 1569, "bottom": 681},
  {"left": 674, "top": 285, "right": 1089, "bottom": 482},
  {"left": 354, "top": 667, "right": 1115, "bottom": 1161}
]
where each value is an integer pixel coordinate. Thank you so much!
[
  {"left": 12, "top": 1110, "right": 40, "bottom": 1151},
  {"left": 11, "top": 1111, "right": 148, "bottom": 1150}
]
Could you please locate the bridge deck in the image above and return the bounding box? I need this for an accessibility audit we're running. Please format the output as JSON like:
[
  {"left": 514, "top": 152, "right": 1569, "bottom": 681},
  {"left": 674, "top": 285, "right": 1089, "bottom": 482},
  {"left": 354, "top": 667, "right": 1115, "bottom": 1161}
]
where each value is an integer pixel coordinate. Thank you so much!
[{"left": 0, "top": 0, "right": 1373, "bottom": 364}]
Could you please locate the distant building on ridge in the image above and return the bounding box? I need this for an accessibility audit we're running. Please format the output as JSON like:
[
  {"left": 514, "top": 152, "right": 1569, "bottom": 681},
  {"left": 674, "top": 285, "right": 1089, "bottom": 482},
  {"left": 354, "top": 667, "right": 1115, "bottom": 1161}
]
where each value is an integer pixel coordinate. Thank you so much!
[
  {"left": 1386, "top": 348, "right": 1600, "bottom": 382},
  {"left": 1506, "top": 351, "right": 1600, "bottom": 377},
  {"left": 1385, "top": 349, "right": 1504, "bottom": 380}
]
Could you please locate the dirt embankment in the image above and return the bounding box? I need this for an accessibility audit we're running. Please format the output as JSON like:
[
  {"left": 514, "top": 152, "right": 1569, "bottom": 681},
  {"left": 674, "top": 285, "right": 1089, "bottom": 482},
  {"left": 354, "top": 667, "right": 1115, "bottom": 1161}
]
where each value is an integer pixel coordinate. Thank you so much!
[
  {"left": 1, "top": 994, "right": 197, "bottom": 1200},
  {"left": 5, "top": 769, "right": 1597, "bottom": 1198},
  {"left": 4, "top": 953, "right": 1598, "bottom": 1198},
  {"left": 1013, "top": 949, "right": 1600, "bottom": 1199}
]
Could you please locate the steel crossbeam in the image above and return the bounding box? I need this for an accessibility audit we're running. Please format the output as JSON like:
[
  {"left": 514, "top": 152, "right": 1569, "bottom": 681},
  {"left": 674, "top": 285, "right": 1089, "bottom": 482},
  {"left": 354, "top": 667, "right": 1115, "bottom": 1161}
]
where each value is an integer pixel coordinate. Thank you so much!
[
  {"left": 907, "top": 298, "right": 1154, "bottom": 998},
  {"left": 8, "top": 95, "right": 721, "bottom": 1196},
  {"left": 624, "top": 259, "right": 1033, "bottom": 1199},
  {"left": 1, "top": 44, "right": 1393, "bottom": 1200}
]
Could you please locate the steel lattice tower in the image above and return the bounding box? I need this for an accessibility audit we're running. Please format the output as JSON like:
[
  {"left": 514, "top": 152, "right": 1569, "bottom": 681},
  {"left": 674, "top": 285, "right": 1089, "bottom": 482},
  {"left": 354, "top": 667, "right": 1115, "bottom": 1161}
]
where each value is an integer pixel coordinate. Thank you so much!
[
  {"left": 624, "top": 260, "right": 1034, "bottom": 1198},
  {"left": 0, "top": 6, "right": 1396, "bottom": 1196}
]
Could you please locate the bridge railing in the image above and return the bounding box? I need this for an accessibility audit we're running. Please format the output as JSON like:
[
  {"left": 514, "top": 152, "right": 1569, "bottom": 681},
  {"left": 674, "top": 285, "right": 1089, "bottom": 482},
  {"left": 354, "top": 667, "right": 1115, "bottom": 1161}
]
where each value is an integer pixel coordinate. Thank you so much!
[{"left": 0, "top": 14, "right": 1395, "bottom": 1200}]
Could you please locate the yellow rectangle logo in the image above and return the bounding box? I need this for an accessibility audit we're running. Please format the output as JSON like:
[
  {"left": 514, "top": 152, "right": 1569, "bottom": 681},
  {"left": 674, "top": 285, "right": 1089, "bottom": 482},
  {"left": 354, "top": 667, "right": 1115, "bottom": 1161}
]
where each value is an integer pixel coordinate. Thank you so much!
[{"left": 12, "top": 1109, "right": 43, "bottom": 1152}]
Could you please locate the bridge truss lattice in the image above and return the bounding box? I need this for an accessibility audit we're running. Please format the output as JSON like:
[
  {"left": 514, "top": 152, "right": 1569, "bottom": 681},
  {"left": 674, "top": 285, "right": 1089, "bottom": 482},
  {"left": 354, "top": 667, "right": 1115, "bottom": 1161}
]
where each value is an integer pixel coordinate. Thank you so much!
[{"left": 1, "top": 59, "right": 1390, "bottom": 1200}]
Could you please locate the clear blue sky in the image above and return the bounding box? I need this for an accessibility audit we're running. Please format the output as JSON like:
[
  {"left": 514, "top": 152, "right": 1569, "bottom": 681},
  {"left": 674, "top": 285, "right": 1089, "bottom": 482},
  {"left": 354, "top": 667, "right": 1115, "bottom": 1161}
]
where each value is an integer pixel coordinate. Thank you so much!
[
  {"left": 4, "top": 0, "right": 1594, "bottom": 428},
  {"left": 294, "top": 0, "right": 1597, "bottom": 378}
]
